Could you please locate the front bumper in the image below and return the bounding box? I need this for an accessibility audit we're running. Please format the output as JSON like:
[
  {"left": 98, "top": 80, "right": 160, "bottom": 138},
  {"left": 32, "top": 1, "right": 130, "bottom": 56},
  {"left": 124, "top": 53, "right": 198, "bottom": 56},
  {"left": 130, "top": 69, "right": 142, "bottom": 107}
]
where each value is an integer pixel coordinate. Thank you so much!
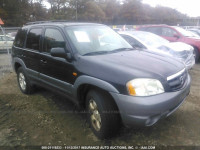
[
  {"left": 110, "top": 75, "right": 191, "bottom": 127},
  {"left": 185, "top": 55, "right": 195, "bottom": 70}
]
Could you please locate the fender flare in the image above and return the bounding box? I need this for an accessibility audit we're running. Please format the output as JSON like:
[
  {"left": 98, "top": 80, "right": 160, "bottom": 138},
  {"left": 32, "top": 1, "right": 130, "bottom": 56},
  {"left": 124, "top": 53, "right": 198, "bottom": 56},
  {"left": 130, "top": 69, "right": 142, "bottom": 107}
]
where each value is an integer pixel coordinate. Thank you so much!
[
  {"left": 73, "top": 75, "right": 119, "bottom": 98},
  {"left": 12, "top": 57, "right": 27, "bottom": 72}
]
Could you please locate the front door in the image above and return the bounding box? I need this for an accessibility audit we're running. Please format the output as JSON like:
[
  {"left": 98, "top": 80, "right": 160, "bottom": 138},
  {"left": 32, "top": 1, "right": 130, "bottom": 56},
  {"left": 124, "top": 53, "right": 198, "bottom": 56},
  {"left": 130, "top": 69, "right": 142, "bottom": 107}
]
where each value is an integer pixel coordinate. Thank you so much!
[
  {"left": 39, "top": 27, "right": 75, "bottom": 96},
  {"left": 161, "top": 27, "right": 180, "bottom": 42}
]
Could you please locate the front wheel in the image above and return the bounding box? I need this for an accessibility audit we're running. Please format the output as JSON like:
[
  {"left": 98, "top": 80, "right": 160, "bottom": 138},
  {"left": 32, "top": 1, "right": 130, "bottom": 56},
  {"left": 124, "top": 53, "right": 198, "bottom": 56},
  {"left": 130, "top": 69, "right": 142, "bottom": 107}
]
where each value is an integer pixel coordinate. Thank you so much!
[{"left": 86, "top": 89, "right": 120, "bottom": 139}]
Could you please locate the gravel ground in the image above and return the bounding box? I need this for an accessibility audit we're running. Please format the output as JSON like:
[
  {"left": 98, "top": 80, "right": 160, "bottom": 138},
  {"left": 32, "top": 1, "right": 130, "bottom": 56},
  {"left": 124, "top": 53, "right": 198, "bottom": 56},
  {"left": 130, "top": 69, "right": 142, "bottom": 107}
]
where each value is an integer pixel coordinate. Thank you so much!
[{"left": 0, "top": 54, "right": 200, "bottom": 150}]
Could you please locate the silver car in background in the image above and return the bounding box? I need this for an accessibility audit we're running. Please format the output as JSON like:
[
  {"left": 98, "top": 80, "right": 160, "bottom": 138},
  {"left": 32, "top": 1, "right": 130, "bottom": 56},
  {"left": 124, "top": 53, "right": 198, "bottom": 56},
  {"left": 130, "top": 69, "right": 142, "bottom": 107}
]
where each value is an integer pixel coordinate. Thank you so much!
[
  {"left": 0, "top": 35, "right": 14, "bottom": 53},
  {"left": 119, "top": 31, "right": 195, "bottom": 70}
]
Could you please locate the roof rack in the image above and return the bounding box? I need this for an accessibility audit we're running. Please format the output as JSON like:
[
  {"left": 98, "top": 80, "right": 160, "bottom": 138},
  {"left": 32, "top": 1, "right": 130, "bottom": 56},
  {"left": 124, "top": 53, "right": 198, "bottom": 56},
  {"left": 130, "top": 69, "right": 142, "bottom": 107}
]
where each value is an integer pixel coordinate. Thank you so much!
[{"left": 25, "top": 20, "right": 71, "bottom": 25}]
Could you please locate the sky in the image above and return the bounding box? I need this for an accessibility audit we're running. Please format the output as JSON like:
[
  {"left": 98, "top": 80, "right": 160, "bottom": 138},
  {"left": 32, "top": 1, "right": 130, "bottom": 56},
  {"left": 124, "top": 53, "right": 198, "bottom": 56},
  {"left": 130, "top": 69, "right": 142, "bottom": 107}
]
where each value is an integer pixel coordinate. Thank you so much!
[
  {"left": 43, "top": 0, "right": 200, "bottom": 18},
  {"left": 142, "top": 0, "right": 200, "bottom": 17},
  {"left": 42, "top": 1, "right": 50, "bottom": 9}
]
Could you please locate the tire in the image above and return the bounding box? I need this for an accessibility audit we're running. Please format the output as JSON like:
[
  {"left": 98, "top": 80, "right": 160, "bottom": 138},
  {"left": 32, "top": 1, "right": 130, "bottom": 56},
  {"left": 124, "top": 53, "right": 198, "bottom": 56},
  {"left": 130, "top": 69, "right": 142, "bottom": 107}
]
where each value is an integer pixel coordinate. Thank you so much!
[
  {"left": 194, "top": 47, "right": 200, "bottom": 63},
  {"left": 86, "top": 89, "right": 120, "bottom": 139},
  {"left": 17, "top": 67, "right": 34, "bottom": 94}
]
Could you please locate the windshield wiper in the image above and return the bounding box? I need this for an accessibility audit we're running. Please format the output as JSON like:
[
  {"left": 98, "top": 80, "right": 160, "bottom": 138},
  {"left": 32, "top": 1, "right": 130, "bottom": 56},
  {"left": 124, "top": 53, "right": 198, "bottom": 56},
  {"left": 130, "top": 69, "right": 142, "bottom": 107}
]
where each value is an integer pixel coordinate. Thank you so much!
[
  {"left": 111, "top": 48, "right": 133, "bottom": 52},
  {"left": 83, "top": 51, "right": 110, "bottom": 56},
  {"left": 83, "top": 48, "right": 133, "bottom": 56}
]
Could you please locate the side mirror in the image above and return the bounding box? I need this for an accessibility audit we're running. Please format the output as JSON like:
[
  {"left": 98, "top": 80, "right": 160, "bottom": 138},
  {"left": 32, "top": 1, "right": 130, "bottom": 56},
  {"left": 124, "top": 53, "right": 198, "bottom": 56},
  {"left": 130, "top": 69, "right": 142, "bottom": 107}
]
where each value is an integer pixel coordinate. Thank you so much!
[
  {"left": 50, "top": 48, "right": 72, "bottom": 61},
  {"left": 173, "top": 34, "right": 180, "bottom": 39}
]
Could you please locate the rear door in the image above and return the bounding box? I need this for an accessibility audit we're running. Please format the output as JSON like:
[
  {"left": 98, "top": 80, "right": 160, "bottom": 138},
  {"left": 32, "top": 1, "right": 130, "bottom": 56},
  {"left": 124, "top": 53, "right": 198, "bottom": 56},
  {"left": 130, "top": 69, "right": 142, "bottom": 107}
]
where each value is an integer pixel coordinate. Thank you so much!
[
  {"left": 39, "top": 27, "right": 75, "bottom": 96},
  {"left": 23, "top": 27, "right": 43, "bottom": 81}
]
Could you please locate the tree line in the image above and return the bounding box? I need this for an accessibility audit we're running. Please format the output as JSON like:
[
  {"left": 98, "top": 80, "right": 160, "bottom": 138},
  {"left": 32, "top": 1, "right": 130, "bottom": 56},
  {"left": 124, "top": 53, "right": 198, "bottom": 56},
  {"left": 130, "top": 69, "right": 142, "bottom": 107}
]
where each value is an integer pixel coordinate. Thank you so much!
[{"left": 0, "top": 0, "right": 192, "bottom": 27}]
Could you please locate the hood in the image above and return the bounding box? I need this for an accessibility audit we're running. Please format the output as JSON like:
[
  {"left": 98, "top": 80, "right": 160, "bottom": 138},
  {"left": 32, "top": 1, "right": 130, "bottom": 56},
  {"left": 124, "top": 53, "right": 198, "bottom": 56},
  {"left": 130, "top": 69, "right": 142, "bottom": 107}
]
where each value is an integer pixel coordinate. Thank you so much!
[
  {"left": 146, "top": 42, "right": 193, "bottom": 58},
  {"left": 186, "top": 36, "right": 200, "bottom": 40},
  {"left": 75, "top": 50, "right": 185, "bottom": 86},
  {"left": 163, "top": 42, "right": 193, "bottom": 52}
]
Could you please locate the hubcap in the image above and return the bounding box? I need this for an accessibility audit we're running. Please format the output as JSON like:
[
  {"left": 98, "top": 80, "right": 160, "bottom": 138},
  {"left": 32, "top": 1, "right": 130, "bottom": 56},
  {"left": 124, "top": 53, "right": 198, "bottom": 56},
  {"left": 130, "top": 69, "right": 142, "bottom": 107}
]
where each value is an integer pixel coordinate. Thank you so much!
[
  {"left": 89, "top": 99, "right": 101, "bottom": 131},
  {"left": 19, "top": 73, "right": 26, "bottom": 91}
]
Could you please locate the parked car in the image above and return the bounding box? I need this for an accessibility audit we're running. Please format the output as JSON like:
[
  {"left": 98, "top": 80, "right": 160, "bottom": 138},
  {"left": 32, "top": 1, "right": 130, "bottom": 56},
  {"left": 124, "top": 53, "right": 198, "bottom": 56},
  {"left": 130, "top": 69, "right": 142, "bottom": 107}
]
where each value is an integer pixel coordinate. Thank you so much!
[
  {"left": 187, "top": 28, "right": 200, "bottom": 36},
  {"left": 113, "top": 28, "right": 122, "bottom": 32},
  {"left": 6, "top": 32, "right": 17, "bottom": 40},
  {"left": 137, "top": 24, "right": 200, "bottom": 62},
  {"left": 12, "top": 21, "right": 191, "bottom": 139},
  {"left": 187, "top": 31, "right": 199, "bottom": 37},
  {"left": 119, "top": 31, "right": 195, "bottom": 70},
  {"left": 0, "top": 35, "right": 14, "bottom": 53}
]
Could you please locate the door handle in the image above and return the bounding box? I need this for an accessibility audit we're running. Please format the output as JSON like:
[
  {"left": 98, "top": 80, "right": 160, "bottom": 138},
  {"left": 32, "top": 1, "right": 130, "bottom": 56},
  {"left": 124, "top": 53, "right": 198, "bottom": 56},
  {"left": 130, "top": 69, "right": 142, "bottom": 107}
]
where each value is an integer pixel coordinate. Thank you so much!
[{"left": 40, "top": 60, "right": 47, "bottom": 64}]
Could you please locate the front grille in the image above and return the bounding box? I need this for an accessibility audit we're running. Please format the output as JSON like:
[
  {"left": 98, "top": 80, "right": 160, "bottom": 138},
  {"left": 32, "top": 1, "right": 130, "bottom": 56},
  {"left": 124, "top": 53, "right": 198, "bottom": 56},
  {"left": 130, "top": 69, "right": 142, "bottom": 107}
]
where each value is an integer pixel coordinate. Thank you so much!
[{"left": 167, "top": 69, "right": 187, "bottom": 91}]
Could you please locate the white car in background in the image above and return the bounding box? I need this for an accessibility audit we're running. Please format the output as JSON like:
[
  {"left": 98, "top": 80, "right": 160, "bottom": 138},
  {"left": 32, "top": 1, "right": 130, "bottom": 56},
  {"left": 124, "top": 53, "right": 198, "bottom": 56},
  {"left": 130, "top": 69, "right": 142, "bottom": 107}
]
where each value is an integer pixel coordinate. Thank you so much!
[
  {"left": 0, "top": 35, "right": 13, "bottom": 52},
  {"left": 119, "top": 31, "right": 195, "bottom": 70},
  {"left": 6, "top": 32, "right": 17, "bottom": 40}
]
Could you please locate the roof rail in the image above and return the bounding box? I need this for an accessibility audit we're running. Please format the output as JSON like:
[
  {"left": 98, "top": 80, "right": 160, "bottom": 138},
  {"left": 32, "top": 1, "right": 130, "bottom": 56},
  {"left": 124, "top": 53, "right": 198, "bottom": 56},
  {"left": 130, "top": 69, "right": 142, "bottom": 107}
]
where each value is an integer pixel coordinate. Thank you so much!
[{"left": 25, "top": 20, "right": 70, "bottom": 25}]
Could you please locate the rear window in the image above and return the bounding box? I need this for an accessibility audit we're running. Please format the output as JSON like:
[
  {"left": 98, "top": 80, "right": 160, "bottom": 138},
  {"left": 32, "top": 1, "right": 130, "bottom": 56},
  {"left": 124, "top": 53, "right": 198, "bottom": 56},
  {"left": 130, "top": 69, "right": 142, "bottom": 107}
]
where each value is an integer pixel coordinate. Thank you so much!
[{"left": 14, "top": 29, "right": 27, "bottom": 48}]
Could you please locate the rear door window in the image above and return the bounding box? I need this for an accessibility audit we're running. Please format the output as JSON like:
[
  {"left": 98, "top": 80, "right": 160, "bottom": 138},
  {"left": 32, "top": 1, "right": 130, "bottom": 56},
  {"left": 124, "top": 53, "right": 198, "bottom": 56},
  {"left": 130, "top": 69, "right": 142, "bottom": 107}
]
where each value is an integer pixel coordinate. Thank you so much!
[
  {"left": 147, "top": 27, "right": 162, "bottom": 35},
  {"left": 26, "top": 28, "right": 42, "bottom": 51}
]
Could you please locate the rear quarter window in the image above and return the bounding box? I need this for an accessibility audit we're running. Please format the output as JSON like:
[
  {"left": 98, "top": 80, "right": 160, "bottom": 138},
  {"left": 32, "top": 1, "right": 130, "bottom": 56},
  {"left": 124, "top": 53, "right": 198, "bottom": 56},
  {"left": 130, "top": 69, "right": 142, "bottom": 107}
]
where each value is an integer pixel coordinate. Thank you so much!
[{"left": 13, "top": 29, "right": 27, "bottom": 48}]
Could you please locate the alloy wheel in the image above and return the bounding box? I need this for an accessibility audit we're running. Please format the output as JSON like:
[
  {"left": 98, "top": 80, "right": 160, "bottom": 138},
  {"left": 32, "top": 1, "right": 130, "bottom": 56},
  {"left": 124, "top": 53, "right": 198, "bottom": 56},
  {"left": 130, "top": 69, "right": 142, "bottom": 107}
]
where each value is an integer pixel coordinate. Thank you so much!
[
  {"left": 89, "top": 99, "right": 101, "bottom": 131},
  {"left": 19, "top": 73, "right": 26, "bottom": 91}
]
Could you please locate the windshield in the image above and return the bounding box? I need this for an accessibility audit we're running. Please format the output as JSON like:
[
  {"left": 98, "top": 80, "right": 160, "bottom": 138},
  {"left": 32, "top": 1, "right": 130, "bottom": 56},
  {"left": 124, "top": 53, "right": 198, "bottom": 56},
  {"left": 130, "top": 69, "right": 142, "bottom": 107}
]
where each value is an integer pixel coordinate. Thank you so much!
[
  {"left": 174, "top": 27, "right": 195, "bottom": 37},
  {"left": 65, "top": 25, "right": 132, "bottom": 55},
  {"left": 131, "top": 31, "right": 169, "bottom": 48}
]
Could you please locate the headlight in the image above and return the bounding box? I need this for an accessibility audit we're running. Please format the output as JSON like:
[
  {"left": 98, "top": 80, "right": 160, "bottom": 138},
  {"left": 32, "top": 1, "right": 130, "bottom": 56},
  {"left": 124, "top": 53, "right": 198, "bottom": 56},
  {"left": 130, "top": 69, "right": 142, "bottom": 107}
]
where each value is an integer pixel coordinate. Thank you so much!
[{"left": 126, "top": 78, "right": 164, "bottom": 96}]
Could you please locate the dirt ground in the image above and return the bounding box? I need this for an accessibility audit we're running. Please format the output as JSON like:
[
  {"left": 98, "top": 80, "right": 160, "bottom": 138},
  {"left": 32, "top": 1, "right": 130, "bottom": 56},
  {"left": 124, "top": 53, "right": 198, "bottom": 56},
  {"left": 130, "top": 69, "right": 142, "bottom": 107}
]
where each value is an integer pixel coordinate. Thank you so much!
[{"left": 0, "top": 54, "right": 200, "bottom": 149}]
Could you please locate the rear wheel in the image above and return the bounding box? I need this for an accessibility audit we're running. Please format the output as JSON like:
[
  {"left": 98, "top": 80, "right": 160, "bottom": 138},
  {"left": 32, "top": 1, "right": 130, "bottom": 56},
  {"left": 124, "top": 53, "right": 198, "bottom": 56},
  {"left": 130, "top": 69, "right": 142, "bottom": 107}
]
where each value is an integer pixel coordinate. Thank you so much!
[
  {"left": 17, "top": 67, "right": 34, "bottom": 94},
  {"left": 194, "top": 47, "right": 199, "bottom": 63},
  {"left": 86, "top": 89, "right": 120, "bottom": 139}
]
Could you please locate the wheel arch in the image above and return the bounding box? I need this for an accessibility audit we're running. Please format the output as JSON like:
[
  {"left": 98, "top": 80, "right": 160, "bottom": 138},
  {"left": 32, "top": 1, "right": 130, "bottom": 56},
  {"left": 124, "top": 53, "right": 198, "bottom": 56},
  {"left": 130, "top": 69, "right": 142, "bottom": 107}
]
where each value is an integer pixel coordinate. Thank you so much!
[
  {"left": 191, "top": 45, "right": 199, "bottom": 51},
  {"left": 73, "top": 75, "right": 119, "bottom": 109},
  {"left": 13, "top": 58, "right": 27, "bottom": 73},
  {"left": 191, "top": 45, "right": 200, "bottom": 62}
]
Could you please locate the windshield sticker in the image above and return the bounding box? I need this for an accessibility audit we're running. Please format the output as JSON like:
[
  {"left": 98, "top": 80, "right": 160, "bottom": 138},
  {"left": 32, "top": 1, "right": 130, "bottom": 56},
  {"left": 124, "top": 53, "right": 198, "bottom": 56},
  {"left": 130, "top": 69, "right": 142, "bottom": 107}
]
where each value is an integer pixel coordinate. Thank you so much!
[{"left": 74, "top": 31, "right": 90, "bottom": 42}]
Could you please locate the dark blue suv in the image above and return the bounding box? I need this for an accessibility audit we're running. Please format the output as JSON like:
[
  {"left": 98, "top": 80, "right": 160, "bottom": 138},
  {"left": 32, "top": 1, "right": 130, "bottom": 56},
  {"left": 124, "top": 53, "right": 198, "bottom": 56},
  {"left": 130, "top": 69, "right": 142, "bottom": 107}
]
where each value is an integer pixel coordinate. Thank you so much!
[{"left": 12, "top": 21, "right": 191, "bottom": 139}]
